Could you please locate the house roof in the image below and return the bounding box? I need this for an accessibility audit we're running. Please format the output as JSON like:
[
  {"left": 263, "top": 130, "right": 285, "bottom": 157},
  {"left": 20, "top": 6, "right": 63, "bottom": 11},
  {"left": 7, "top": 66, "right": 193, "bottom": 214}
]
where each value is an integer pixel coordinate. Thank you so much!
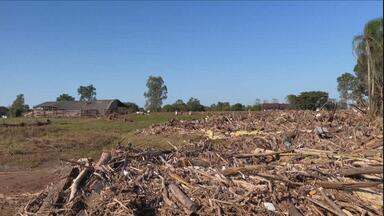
[
  {"left": 0, "top": 106, "right": 8, "bottom": 115},
  {"left": 34, "top": 99, "right": 124, "bottom": 112}
]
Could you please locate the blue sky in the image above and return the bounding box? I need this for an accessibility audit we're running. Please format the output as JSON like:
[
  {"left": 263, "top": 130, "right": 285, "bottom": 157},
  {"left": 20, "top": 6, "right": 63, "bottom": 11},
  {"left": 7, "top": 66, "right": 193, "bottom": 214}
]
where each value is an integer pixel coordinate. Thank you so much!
[{"left": 0, "top": 1, "right": 382, "bottom": 107}]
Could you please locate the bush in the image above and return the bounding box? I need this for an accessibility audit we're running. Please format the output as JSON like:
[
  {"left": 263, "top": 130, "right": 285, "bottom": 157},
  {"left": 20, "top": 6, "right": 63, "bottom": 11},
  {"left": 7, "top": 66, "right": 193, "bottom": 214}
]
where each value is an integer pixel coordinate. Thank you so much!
[
  {"left": 246, "top": 104, "right": 262, "bottom": 111},
  {"left": 187, "top": 98, "right": 205, "bottom": 111},
  {"left": 173, "top": 99, "right": 188, "bottom": 112},
  {"left": 162, "top": 104, "right": 176, "bottom": 112},
  {"left": 162, "top": 98, "right": 205, "bottom": 112},
  {"left": 9, "top": 94, "right": 29, "bottom": 117},
  {"left": 210, "top": 102, "right": 230, "bottom": 111},
  {"left": 287, "top": 91, "right": 329, "bottom": 110},
  {"left": 230, "top": 103, "right": 245, "bottom": 111}
]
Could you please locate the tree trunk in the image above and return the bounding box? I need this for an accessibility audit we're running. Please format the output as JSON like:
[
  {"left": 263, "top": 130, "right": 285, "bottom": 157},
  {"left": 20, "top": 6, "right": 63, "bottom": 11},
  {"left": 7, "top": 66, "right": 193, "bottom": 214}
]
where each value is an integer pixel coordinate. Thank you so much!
[{"left": 365, "top": 38, "right": 375, "bottom": 116}]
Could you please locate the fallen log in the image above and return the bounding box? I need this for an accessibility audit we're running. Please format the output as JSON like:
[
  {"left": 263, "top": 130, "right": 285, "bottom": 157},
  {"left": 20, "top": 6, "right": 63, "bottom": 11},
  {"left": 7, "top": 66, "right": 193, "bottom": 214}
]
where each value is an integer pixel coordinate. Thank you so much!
[
  {"left": 168, "top": 183, "right": 199, "bottom": 213},
  {"left": 24, "top": 191, "right": 48, "bottom": 214},
  {"left": 319, "top": 188, "right": 346, "bottom": 216},
  {"left": 159, "top": 175, "right": 177, "bottom": 209},
  {"left": 232, "top": 180, "right": 268, "bottom": 192},
  {"left": 95, "top": 151, "right": 111, "bottom": 170},
  {"left": 339, "top": 166, "right": 383, "bottom": 177},
  {"left": 288, "top": 201, "right": 303, "bottom": 216},
  {"left": 254, "top": 173, "right": 304, "bottom": 187},
  {"left": 222, "top": 165, "right": 274, "bottom": 176},
  {"left": 35, "top": 167, "right": 79, "bottom": 214},
  {"left": 69, "top": 167, "right": 92, "bottom": 201},
  {"left": 234, "top": 150, "right": 293, "bottom": 158},
  {"left": 314, "top": 181, "right": 382, "bottom": 190}
]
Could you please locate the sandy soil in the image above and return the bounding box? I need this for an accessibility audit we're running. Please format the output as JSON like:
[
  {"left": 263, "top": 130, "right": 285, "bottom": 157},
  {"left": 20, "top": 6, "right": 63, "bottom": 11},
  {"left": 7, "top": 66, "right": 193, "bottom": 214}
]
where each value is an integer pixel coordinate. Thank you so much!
[{"left": 0, "top": 168, "right": 61, "bottom": 215}]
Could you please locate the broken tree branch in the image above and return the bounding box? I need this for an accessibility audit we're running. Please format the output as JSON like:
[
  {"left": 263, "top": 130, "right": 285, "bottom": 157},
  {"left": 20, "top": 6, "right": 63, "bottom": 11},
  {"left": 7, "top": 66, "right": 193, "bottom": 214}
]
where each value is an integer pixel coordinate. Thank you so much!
[{"left": 168, "top": 183, "right": 199, "bottom": 213}]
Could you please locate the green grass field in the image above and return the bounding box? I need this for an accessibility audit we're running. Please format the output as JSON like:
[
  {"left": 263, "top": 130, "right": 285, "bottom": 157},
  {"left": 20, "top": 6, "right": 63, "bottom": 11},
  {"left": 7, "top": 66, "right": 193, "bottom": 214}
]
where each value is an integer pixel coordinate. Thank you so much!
[{"left": 0, "top": 113, "right": 202, "bottom": 171}]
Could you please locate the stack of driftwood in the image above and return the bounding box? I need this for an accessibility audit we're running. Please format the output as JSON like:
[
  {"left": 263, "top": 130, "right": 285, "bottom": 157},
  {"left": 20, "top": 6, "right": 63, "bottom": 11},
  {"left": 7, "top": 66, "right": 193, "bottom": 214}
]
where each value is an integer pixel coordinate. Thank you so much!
[{"left": 22, "top": 110, "right": 383, "bottom": 215}]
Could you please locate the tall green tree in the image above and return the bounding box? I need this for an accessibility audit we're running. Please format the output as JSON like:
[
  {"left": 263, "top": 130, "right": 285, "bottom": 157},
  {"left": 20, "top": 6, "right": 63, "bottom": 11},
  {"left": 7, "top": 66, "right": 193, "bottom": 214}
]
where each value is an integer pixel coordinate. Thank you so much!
[
  {"left": 173, "top": 99, "right": 188, "bottom": 111},
  {"left": 337, "top": 73, "right": 358, "bottom": 104},
  {"left": 187, "top": 97, "right": 204, "bottom": 111},
  {"left": 144, "top": 76, "right": 168, "bottom": 111},
  {"left": 77, "top": 85, "right": 96, "bottom": 101},
  {"left": 9, "top": 94, "right": 29, "bottom": 117},
  {"left": 57, "top": 93, "right": 75, "bottom": 102},
  {"left": 286, "top": 94, "right": 297, "bottom": 108},
  {"left": 353, "top": 17, "right": 383, "bottom": 116}
]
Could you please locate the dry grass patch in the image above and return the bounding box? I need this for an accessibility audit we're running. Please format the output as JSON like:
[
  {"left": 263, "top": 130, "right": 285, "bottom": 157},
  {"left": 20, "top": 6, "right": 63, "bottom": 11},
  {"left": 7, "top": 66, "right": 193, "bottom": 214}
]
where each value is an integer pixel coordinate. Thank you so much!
[{"left": 0, "top": 113, "right": 203, "bottom": 170}]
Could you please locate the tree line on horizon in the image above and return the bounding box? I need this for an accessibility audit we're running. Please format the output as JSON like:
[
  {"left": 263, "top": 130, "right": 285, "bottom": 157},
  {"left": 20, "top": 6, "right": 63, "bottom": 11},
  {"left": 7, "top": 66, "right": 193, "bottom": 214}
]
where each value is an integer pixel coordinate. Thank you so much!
[
  {"left": 0, "top": 77, "right": 339, "bottom": 117},
  {"left": 142, "top": 77, "right": 335, "bottom": 113},
  {"left": 1, "top": 80, "right": 334, "bottom": 117}
]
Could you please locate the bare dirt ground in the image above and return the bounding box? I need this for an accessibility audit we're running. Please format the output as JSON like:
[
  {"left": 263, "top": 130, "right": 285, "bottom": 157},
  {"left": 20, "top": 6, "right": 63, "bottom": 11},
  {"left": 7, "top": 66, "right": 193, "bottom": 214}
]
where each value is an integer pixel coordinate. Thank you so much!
[
  {"left": 0, "top": 168, "right": 61, "bottom": 215},
  {"left": 0, "top": 169, "right": 57, "bottom": 195}
]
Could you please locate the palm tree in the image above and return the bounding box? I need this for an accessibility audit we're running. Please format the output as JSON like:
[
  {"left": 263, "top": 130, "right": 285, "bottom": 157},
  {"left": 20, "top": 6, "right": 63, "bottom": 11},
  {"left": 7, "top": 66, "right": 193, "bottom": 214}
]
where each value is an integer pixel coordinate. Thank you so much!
[{"left": 353, "top": 18, "right": 383, "bottom": 116}]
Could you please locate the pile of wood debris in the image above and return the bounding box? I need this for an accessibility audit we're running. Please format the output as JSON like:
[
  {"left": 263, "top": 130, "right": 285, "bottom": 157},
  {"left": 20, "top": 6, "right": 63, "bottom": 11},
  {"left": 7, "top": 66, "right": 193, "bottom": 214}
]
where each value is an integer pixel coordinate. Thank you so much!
[{"left": 22, "top": 110, "right": 383, "bottom": 215}]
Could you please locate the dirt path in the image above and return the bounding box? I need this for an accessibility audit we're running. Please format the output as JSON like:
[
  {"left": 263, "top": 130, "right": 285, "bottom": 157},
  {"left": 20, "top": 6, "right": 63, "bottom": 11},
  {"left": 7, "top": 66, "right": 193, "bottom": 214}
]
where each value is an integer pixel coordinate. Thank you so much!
[{"left": 0, "top": 168, "right": 61, "bottom": 215}]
